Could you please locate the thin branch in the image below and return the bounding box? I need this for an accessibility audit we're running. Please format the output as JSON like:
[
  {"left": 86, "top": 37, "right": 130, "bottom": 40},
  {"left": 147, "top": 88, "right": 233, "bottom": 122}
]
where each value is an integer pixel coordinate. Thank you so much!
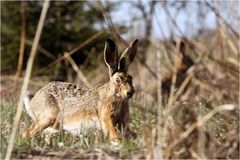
[
  {"left": 25, "top": 39, "right": 56, "bottom": 60},
  {"left": 5, "top": 1, "right": 50, "bottom": 159},
  {"left": 208, "top": 55, "right": 239, "bottom": 79},
  {"left": 173, "top": 66, "right": 195, "bottom": 102},
  {"left": 156, "top": 50, "right": 163, "bottom": 159},
  {"left": 97, "top": 1, "right": 128, "bottom": 46},
  {"left": 33, "top": 31, "right": 103, "bottom": 76},
  {"left": 98, "top": 1, "right": 158, "bottom": 80},
  {"left": 160, "top": 2, "right": 185, "bottom": 38},
  {"left": 164, "top": 104, "right": 235, "bottom": 157},
  {"left": 64, "top": 52, "right": 92, "bottom": 88},
  {"left": 205, "top": 1, "right": 239, "bottom": 39},
  {"left": 14, "top": 2, "right": 26, "bottom": 81},
  {"left": 152, "top": 3, "right": 166, "bottom": 39},
  {"left": 166, "top": 71, "right": 177, "bottom": 108},
  {"left": 1, "top": 75, "right": 48, "bottom": 87}
]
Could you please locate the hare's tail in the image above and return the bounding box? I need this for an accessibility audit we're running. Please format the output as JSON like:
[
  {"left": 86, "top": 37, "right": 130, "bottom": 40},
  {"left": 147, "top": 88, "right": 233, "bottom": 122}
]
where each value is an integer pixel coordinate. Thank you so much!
[{"left": 24, "top": 91, "right": 34, "bottom": 118}]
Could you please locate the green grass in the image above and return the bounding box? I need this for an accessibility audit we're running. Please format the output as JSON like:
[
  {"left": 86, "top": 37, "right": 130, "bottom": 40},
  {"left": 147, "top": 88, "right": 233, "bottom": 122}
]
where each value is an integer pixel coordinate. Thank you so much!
[
  {"left": 0, "top": 98, "right": 147, "bottom": 159},
  {"left": 1, "top": 96, "right": 239, "bottom": 159}
]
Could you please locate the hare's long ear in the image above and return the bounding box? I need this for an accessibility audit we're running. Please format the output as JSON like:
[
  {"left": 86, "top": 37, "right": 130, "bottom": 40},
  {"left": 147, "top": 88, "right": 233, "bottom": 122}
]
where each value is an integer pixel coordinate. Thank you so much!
[
  {"left": 104, "top": 39, "right": 119, "bottom": 76},
  {"left": 119, "top": 39, "right": 138, "bottom": 73}
]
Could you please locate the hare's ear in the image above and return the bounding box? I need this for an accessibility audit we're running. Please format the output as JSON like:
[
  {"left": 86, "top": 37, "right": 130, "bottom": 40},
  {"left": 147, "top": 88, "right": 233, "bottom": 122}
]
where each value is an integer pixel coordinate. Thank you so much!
[
  {"left": 104, "top": 39, "right": 119, "bottom": 76},
  {"left": 119, "top": 39, "right": 138, "bottom": 73}
]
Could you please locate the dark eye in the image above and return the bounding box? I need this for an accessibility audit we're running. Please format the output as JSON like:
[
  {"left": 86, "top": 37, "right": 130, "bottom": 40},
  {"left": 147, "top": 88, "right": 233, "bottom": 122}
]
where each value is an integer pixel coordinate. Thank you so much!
[
  {"left": 126, "top": 76, "right": 132, "bottom": 83},
  {"left": 115, "top": 77, "right": 121, "bottom": 84}
]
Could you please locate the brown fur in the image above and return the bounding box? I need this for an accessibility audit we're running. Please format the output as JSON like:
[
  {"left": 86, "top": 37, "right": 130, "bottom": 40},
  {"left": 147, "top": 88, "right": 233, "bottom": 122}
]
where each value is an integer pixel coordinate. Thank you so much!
[{"left": 24, "top": 39, "right": 138, "bottom": 145}]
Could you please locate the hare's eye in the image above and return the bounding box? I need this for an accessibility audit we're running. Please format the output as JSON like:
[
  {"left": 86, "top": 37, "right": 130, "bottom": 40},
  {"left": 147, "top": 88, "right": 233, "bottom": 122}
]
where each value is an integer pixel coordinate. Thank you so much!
[{"left": 115, "top": 77, "right": 121, "bottom": 84}]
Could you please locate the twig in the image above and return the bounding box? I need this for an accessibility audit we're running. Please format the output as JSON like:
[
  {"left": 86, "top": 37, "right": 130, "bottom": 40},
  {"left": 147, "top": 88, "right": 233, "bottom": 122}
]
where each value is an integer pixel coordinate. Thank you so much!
[
  {"left": 14, "top": 1, "right": 26, "bottom": 82},
  {"left": 33, "top": 31, "right": 103, "bottom": 76},
  {"left": 205, "top": 1, "right": 239, "bottom": 39},
  {"left": 5, "top": 1, "right": 49, "bottom": 159},
  {"left": 137, "top": 54, "right": 158, "bottom": 79},
  {"left": 167, "top": 71, "right": 177, "bottom": 109},
  {"left": 172, "top": 66, "right": 195, "bottom": 102},
  {"left": 156, "top": 50, "right": 163, "bottom": 159},
  {"left": 1, "top": 75, "right": 48, "bottom": 92},
  {"left": 217, "top": 22, "right": 238, "bottom": 56},
  {"left": 64, "top": 52, "right": 92, "bottom": 88},
  {"left": 97, "top": 1, "right": 128, "bottom": 46},
  {"left": 132, "top": 100, "right": 158, "bottom": 116},
  {"left": 156, "top": 50, "right": 162, "bottom": 121},
  {"left": 191, "top": 77, "right": 223, "bottom": 98},
  {"left": 208, "top": 55, "right": 239, "bottom": 79},
  {"left": 98, "top": 1, "right": 159, "bottom": 80},
  {"left": 164, "top": 104, "right": 235, "bottom": 156},
  {"left": 160, "top": 3, "right": 185, "bottom": 38},
  {"left": 152, "top": 4, "right": 166, "bottom": 39},
  {"left": 25, "top": 39, "right": 56, "bottom": 60},
  {"left": 149, "top": 38, "right": 173, "bottom": 70}
]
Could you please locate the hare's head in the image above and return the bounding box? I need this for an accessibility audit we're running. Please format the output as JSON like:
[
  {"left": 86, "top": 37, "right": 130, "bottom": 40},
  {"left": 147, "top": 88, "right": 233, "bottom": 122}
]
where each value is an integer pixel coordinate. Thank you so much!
[{"left": 104, "top": 39, "right": 138, "bottom": 99}]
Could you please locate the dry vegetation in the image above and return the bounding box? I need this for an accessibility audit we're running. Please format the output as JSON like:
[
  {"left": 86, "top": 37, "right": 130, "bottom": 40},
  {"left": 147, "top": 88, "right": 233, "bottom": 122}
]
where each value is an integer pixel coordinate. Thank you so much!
[{"left": 1, "top": 1, "right": 239, "bottom": 159}]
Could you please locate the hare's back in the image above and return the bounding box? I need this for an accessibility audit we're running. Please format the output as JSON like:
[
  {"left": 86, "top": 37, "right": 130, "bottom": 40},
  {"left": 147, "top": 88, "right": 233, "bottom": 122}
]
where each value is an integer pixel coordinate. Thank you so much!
[
  {"left": 28, "top": 81, "right": 88, "bottom": 119},
  {"left": 46, "top": 81, "right": 88, "bottom": 99}
]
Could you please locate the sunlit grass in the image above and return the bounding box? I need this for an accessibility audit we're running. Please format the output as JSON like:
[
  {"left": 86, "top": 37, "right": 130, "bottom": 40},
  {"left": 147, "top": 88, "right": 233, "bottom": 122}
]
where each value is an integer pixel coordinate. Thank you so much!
[{"left": 1, "top": 95, "right": 238, "bottom": 159}]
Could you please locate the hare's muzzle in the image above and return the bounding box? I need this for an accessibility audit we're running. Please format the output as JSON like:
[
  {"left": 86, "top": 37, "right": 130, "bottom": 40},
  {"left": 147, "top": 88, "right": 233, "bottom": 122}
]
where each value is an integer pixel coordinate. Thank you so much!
[{"left": 127, "top": 89, "right": 135, "bottom": 99}]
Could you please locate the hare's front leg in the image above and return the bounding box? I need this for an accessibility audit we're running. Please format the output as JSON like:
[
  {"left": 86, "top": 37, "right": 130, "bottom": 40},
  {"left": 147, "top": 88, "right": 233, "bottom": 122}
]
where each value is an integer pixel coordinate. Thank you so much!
[
  {"left": 118, "top": 100, "right": 129, "bottom": 133},
  {"left": 101, "top": 108, "right": 120, "bottom": 145},
  {"left": 43, "top": 127, "right": 59, "bottom": 144}
]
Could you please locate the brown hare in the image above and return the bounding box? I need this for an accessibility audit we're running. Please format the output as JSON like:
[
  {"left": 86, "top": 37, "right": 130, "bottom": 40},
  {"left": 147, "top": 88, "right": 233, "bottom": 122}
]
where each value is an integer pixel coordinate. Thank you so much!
[{"left": 24, "top": 39, "right": 138, "bottom": 145}]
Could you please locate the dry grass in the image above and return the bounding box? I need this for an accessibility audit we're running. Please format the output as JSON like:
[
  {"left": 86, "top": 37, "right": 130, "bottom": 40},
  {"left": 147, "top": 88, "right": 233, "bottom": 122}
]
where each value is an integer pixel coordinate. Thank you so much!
[
  {"left": 1, "top": 33, "right": 239, "bottom": 159},
  {"left": 1, "top": 1, "right": 239, "bottom": 158},
  {"left": 1, "top": 70, "right": 239, "bottom": 159}
]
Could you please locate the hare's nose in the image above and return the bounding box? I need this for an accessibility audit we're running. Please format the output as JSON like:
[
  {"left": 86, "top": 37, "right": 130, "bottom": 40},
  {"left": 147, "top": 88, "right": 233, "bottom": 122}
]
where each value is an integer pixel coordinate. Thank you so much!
[
  {"left": 127, "top": 92, "right": 133, "bottom": 98},
  {"left": 127, "top": 90, "right": 135, "bottom": 98}
]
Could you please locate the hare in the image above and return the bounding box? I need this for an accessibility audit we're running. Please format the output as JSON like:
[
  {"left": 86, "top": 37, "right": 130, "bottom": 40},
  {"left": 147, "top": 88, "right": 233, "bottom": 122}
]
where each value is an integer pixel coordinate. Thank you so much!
[{"left": 24, "top": 39, "right": 138, "bottom": 145}]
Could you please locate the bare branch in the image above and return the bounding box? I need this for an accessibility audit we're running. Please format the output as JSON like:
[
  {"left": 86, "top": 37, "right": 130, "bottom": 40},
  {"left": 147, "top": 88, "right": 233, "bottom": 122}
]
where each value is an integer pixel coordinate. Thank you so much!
[
  {"left": 5, "top": 1, "right": 50, "bottom": 159},
  {"left": 14, "top": 2, "right": 27, "bottom": 82},
  {"left": 64, "top": 52, "right": 92, "bottom": 88},
  {"left": 205, "top": 1, "right": 239, "bottom": 39},
  {"left": 33, "top": 31, "right": 103, "bottom": 76}
]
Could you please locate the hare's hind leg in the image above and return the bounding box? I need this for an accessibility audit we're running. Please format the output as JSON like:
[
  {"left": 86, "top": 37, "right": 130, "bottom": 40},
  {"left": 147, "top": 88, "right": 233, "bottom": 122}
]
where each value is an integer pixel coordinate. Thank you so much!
[
  {"left": 28, "top": 117, "right": 56, "bottom": 137},
  {"left": 28, "top": 93, "right": 59, "bottom": 139}
]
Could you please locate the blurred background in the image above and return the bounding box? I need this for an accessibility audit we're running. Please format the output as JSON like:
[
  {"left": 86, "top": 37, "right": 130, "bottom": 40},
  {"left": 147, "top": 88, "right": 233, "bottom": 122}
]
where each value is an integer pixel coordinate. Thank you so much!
[
  {"left": 1, "top": 1, "right": 239, "bottom": 101},
  {"left": 1, "top": 1, "right": 239, "bottom": 159},
  {"left": 1, "top": 0, "right": 240, "bottom": 99}
]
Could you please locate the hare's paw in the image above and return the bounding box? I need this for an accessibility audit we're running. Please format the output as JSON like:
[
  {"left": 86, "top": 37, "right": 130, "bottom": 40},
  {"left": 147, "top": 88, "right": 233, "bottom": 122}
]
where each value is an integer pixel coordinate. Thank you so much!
[
  {"left": 110, "top": 138, "right": 123, "bottom": 150},
  {"left": 110, "top": 138, "right": 121, "bottom": 146},
  {"left": 43, "top": 127, "right": 59, "bottom": 145}
]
